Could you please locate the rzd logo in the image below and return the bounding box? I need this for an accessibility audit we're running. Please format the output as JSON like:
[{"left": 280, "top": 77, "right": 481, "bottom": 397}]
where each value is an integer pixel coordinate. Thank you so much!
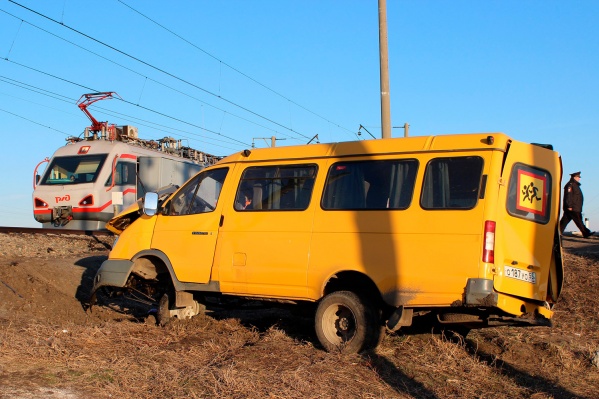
[{"left": 55, "top": 195, "right": 71, "bottom": 203}]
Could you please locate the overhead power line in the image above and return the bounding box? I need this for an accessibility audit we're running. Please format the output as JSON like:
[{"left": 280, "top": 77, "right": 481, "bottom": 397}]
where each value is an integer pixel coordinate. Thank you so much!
[
  {"left": 0, "top": 74, "right": 73, "bottom": 103},
  {"left": 0, "top": 106, "right": 70, "bottom": 135},
  {"left": 0, "top": 7, "right": 296, "bottom": 141},
  {"left": 117, "top": 0, "right": 356, "bottom": 138},
  {"left": 8, "top": 0, "right": 313, "bottom": 140},
  {"left": 0, "top": 78, "right": 241, "bottom": 151},
  {"left": 94, "top": 107, "right": 240, "bottom": 152},
  {"left": 3, "top": 58, "right": 250, "bottom": 147}
]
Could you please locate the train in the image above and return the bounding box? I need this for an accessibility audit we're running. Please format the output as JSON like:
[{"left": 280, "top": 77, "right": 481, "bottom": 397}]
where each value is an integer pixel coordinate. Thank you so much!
[{"left": 32, "top": 92, "right": 221, "bottom": 230}]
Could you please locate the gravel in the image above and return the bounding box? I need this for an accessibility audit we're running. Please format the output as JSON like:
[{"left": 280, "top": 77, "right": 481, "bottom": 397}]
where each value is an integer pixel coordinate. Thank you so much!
[{"left": 0, "top": 232, "right": 113, "bottom": 258}]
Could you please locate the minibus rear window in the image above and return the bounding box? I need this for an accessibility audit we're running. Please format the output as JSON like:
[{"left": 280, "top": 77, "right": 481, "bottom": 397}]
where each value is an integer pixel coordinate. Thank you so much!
[
  {"left": 322, "top": 159, "right": 418, "bottom": 210},
  {"left": 235, "top": 165, "right": 317, "bottom": 211},
  {"left": 506, "top": 163, "right": 552, "bottom": 224},
  {"left": 421, "top": 156, "right": 483, "bottom": 210}
]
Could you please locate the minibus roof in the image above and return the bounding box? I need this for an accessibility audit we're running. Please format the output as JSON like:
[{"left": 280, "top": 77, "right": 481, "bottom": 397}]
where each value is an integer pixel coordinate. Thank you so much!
[{"left": 218, "top": 133, "right": 520, "bottom": 164}]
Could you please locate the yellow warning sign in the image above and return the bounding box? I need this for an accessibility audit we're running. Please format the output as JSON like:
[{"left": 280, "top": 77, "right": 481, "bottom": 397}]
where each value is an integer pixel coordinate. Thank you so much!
[{"left": 516, "top": 170, "right": 547, "bottom": 216}]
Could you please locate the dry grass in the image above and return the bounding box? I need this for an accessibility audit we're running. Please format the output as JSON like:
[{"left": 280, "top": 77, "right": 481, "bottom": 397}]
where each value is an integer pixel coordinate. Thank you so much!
[
  {"left": 1, "top": 316, "right": 399, "bottom": 399},
  {"left": 1, "top": 235, "right": 599, "bottom": 398}
]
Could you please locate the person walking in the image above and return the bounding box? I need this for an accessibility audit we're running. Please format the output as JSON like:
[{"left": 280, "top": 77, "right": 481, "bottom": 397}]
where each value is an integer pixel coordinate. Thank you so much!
[{"left": 559, "top": 171, "right": 594, "bottom": 238}]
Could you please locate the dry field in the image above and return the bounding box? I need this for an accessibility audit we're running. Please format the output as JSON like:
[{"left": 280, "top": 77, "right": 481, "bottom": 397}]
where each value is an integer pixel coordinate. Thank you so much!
[{"left": 0, "top": 232, "right": 598, "bottom": 399}]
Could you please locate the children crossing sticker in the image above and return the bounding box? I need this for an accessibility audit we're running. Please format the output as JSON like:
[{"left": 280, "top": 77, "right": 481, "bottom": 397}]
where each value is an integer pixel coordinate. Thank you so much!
[{"left": 517, "top": 169, "right": 547, "bottom": 216}]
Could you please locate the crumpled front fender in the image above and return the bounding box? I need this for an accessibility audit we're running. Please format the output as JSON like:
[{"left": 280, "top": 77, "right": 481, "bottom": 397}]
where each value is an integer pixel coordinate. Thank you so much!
[{"left": 91, "top": 259, "right": 134, "bottom": 297}]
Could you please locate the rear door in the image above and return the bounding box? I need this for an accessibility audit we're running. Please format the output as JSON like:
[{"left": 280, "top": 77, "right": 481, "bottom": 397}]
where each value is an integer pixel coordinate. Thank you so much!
[{"left": 494, "top": 141, "right": 562, "bottom": 301}]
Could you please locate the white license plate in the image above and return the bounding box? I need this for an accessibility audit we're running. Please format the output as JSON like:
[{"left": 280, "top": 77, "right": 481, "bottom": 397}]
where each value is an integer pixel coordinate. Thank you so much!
[{"left": 504, "top": 266, "right": 537, "bottom": 284}]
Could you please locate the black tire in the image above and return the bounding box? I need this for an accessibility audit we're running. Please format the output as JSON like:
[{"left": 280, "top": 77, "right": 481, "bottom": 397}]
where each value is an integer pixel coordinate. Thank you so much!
[
  {"left": 156, "top": 293, "right": 171, "bottom": 326},
  {"left": 315, "top": 291, "right": 379, "bottom": 353}
]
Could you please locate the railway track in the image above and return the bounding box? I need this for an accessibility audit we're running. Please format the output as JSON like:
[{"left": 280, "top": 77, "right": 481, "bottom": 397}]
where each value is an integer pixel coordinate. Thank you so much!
[{"left": 0, "top": 226, "right": 113, "bottom": 237}]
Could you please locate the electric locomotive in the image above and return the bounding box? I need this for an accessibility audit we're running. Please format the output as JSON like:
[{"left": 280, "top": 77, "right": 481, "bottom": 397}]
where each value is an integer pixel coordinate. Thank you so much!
[{"left": 32, "top": 92, "right": 221, "bottom": 230}]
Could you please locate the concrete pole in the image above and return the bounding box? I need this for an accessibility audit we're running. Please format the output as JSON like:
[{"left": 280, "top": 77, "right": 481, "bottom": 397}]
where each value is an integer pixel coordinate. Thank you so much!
[{"left": 379, "top": 0, "right": 392, "bottom": 139}]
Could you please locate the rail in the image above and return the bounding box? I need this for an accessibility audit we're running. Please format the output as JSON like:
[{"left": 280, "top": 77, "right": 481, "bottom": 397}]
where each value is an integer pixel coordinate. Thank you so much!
[{"left": 0, "top": 226, "right": 113, "bottom": 237}]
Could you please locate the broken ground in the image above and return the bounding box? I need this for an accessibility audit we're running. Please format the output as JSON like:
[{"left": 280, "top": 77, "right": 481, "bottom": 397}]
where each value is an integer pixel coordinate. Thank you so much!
[{"left": 0, "top": 232, "right": 598, "bottom": 399}]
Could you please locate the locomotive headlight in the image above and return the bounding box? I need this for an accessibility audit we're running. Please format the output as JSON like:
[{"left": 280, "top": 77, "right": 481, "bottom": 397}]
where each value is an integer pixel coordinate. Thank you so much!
[
  {"left": 79, "top": 195, "right": 94, "bottom": 206},
  {"left": 34, "top": 198, "right": 48, "bottom": 208}
]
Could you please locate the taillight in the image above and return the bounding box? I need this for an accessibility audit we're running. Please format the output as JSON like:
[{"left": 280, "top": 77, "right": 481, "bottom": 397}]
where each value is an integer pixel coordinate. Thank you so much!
[
  {"left": 79, "top": 195, "right": 94, "bottom": 206},
  {"left": 482, "top": 220, "right": 496, "bottom": 263},
  {"left": 34, "top": 198, "right": 48, "bottom": 208}
]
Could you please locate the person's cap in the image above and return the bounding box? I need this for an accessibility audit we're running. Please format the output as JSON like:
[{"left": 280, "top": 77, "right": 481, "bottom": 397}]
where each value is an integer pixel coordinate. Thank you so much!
[{"left": 570, "top": 171, "right": 581, "bottom": 177}]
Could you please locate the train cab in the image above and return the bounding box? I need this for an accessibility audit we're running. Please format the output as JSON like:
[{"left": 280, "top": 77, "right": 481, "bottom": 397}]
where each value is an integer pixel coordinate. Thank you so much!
[{"left": 33, "top": 126, "right": 218, "bottom": 230}]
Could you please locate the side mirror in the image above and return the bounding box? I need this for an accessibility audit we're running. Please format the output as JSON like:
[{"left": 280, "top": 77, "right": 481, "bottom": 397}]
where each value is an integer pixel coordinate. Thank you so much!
[
  {"left": 35, "top": 174, "right": 41, "bottom": 184},
  {"left": 143, "top": 192, "right": 159, "bottom": 216}
]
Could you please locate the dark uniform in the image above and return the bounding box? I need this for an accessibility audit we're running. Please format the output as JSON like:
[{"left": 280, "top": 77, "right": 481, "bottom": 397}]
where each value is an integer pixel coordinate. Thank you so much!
[{"left": 559, "top": 171, "right": 594, "bottom": 237}]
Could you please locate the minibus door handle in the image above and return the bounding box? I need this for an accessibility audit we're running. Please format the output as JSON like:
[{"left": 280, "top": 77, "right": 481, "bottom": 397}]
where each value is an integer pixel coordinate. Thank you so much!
[{"left": 219, "top": 215, "right": 224, "bottom": 227}]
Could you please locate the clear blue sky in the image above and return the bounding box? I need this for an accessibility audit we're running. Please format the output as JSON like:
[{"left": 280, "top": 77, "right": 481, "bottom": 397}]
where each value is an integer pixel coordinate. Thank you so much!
[{"left": 0, "top": 0, "right": 597, "bottom": 231}]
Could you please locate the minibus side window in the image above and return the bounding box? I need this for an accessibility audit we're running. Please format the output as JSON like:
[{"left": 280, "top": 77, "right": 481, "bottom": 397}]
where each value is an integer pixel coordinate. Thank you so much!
[
  {"left": 421, "top": 156, "right": 483, "bottom": 210},
  {"left": 167, "top": 168, "right": 228, "bottom": 216},
  {"left": 322, "top": 160, "right": 418, "bottom": 210},
  {"left": 506, "top": 163, "right": 552, "bottom": 224},
  {"left": 235, "top": 165, "right": 317, "bottom": 211}
]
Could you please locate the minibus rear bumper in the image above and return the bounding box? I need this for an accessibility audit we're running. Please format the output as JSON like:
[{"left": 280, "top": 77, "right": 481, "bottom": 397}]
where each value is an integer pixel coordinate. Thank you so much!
[{"left": 465, "top": 278, "right": 554, "bottom": 326}]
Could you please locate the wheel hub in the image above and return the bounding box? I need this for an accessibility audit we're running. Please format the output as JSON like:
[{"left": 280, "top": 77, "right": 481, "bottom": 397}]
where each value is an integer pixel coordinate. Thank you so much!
[{"left": 337, "top": 317, "right": 350, "bottom": 331}]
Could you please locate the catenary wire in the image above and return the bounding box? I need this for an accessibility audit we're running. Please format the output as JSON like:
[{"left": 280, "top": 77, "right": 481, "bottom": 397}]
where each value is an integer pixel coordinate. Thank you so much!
[
  {"left": 0, "top": 8, "right": 299, "bottom": 142},
  {"left": 0, "top": 106, "right": 70, "bottom": 135},
  {"left": 0, "top": 75, "right": 245, "bottom": 151},
  {"left": 3, "top": 58, "right": 251, "bottom": 146},
  {"left": 7, "top": 1, "right": 313, "bottom": 140},
  {"left": 0, "top": 89, "right": 241, "bottom": 152},
  {"left": 116, "top": 0, "right": 357, "bottom": 139},
  {"left": 0, "top": 73, "right": 246, "bottom": 148}
]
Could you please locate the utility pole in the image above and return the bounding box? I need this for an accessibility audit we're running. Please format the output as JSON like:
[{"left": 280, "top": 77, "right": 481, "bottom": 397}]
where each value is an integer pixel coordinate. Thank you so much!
[{"left": 378, "top": 0, "right": 392, "bottom": 139}]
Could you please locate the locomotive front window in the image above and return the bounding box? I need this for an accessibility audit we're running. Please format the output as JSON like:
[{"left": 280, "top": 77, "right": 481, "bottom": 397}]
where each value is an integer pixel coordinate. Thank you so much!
[
  {"left": 105, "top": 161, "right": 137, "bottom": 186},
  {"left": 41, "top": 155, "right": 107, "bottom": 185}
]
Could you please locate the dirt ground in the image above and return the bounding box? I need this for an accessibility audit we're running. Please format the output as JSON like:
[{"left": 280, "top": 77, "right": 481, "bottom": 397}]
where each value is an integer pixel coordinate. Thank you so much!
[{"left": 0, "top": 232, "right": 598, "bottom": 399}]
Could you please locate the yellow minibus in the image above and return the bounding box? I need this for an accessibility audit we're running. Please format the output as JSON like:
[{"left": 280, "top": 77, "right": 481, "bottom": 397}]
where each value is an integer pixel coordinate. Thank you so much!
[{"left": 92, "top": 133, "right": 564, "bottom": 353}]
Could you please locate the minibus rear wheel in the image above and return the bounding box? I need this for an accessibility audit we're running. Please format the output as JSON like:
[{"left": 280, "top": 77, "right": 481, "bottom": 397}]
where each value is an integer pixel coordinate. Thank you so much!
[{"left": 315, "top": 291, "right": 378, "bottom": 353}]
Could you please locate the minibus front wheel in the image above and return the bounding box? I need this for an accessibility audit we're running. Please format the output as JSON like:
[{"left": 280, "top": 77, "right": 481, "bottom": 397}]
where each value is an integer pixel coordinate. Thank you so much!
[
  {"left": 153, "top": 291, "right": 206, "bottom": 326},
  {"left": 315, "top": 290, "right": 379, "bottom": 353},
  {"left": 156, "top": 293, "right": 172, "bottom": 326}
]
